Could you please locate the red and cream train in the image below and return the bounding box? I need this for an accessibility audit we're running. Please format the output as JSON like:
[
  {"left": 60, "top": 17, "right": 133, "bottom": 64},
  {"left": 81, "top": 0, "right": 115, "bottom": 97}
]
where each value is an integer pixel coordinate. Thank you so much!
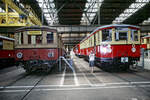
[
  {"left": 74, "top": 24, "right": 141, "bottom": 70},
  {"left": 15, "top": 26, "right": 65, "bottom": 72},
  {"left": 141, "top": 35, "right": 150, "bottom": 50},
  {"left": 0, "top": 35, "right": 15, "bottom": 67}
]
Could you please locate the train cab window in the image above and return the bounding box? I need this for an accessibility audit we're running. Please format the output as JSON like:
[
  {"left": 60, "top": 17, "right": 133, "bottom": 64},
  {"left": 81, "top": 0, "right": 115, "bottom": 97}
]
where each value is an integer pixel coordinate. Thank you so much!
[
  {"left": 36, "top": 35, "right": 42, "bottom": 44},
  {"left": 28, "top": 35, "right": 31, "bottom": 44},
  {"left": 31, "top": 36, "right": 36, "bottom": 44},
  {"left": 102, "top": 29, "right": 112, "bottom": 41},
  {"left": 0, "top": 40, "right": 3, "bottom": 49},
  {"left": 131, "top": 29, "right": 138, "bottom": 41},
  {"left": 115, "top": 27, "right": 128, "bottom": 41},
  {"left": 47, "top": 32, "right": 53, "bottom": 43},
  {"left": 18, "top": 32, "right": 23, "bottom": 44}
]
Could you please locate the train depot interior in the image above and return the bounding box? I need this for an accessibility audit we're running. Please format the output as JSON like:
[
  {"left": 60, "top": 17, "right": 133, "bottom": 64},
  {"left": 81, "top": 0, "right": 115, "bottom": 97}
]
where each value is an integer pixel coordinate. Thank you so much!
[{"left": 1, "top": 0, "right": 150, "bottom": 100}]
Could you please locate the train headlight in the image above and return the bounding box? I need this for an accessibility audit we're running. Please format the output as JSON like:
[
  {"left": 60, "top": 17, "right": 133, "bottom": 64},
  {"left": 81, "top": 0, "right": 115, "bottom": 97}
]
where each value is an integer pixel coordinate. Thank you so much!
[
  {"left": 100, "top": 47, "right": 107, "bottom": 54},
  {"left": 100, "top": 45, "right": 112, "bottom": 54},
  {"left": 131, "top": 47, "right": 136, "bottom": 53},
  {"left": 17, "top": 52, "right": 23, "bottom": 58}
]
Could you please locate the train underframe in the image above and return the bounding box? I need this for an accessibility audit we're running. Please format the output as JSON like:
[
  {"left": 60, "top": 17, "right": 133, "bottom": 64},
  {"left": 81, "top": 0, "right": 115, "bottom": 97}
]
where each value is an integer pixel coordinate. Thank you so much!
[
  {"left": 83, "top": 55, "right": 140, "bottom": 71},
  {"left": 0, "top": 58, "right": 15, "bottom": 67},
  {"left": 16, "top": 60, "right": 57, "bottom": 73}
]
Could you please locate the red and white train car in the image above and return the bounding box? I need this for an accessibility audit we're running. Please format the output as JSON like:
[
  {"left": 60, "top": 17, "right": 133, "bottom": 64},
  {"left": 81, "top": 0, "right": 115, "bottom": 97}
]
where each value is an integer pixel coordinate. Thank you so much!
[
  {"left": 80, "top": 24, "right": 141, "bottom": 70},
  {"left": 0, "top": 35, "right": 15, "bottom": 67},
  {"left": 73, "top": 44, "right": 81, "bottom": 57},
  {"left": 15, "top": 26, "right": 65, "bottom": 72},
  {"left": 141, "top": 35, "right": 150, "bottom": 50}
]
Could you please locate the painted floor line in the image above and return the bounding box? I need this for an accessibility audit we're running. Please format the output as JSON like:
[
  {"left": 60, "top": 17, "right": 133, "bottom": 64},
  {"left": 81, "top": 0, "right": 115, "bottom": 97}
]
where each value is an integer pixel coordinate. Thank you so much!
[
  {"left": 80, "top": 62, "right": 105, "bottom": 85},
  {"left": 1, "top": 81, "right": 150, "bottom": 89},
  {"left": 73, "top": 71, "right": 79, "bottom": 86},
  {"left": 59, "top": 67, "right": 66, "bottom": 87},
  {"left": 75, "top": 60, "right": 93, "bottom": 86},
  {"left": 1, "top": 84, "right": 150, "bottom": 93}
]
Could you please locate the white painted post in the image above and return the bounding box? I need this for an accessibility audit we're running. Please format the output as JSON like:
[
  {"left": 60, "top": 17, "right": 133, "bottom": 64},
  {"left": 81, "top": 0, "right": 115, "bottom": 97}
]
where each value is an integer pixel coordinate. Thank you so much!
[{"left": 59, "top": 57, "right": 61, "bottom": 72}]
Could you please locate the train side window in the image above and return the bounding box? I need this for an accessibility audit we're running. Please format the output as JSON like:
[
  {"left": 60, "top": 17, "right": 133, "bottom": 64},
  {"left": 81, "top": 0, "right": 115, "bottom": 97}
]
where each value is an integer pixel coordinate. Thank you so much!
[
  {"left": 115, "top": 27, "right": 128, "bottom": 41},
  {"left": 141, "top": 38, "right": 144, "bottom": 43},
  {"left": 147, "top": 38, "right": 150, "bottom": 44},
  {"left": 102, "top": 29, "right": 112, "bottom": 41},
  {"left": 47, "top": 32, "right": 53, "bottom": 43},
  {"left": 36, "top": 35, "right": 42, "bottom": 44},
  {"left": 131, "top": 29, "right": 138, "bottom": 41},
  {"left": 0, "top": 40, "right": 3, "bottom": 49}
]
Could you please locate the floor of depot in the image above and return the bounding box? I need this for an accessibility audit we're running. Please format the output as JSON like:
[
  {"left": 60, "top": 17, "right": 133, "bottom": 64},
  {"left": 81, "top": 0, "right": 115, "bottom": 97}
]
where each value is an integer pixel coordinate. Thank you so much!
[{"left": 0, "top": 56, "right": 150, "bottom": 100}]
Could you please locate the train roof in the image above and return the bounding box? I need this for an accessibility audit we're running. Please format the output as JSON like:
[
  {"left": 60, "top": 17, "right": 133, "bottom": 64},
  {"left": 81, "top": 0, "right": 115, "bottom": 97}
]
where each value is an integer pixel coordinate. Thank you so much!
[
  {"left": 0, "top": 35, "right": 14, "bottom": 41},
  {"left": 16, "top": 25, "right": 57, "bottom": 32},
  {"left": 80, "top": 24, "right": 140, "bottom": 43}
]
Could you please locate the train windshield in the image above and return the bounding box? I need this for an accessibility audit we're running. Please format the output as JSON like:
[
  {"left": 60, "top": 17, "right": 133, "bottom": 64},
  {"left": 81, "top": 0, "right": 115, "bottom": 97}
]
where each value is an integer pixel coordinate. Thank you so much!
[
  {"left": 131, "top": 29, "right": 138, "bottom": 41},
  {"left": 102, "top": 29, "right": 112, "bottom": 42},
  {"left": 47, "top": 32, "right": 53, "bottom": 43},
  {"left": 115, "top": 27, "right": 128, "bottom": 41},
  {"left": 36, "top": 35, "right": 42, "bottom": 44},
  {"left": 18, "top": 32, "right": 23, "bottom": 44}
]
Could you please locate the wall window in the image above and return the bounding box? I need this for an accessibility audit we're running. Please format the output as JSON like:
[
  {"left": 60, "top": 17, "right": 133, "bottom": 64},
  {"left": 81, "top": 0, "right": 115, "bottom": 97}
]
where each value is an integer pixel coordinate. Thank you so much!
[
  {"left": 102, "top": 29, "right": 112, "bottom": 41},
  {"left": 47, "top": 32, "right": 53, "bottom": 43},
  {"left": 115, "top": 27, "right": 128, "bottom": 41}
]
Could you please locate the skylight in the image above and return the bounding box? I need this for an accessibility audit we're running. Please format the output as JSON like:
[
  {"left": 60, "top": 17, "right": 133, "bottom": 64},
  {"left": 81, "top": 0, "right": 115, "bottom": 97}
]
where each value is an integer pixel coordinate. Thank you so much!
[
  {"left": 37, "top": 0, "right": 58, "bottom": 25},
  {"left": 0, "top": 7, "right": 5, "bottom": 12},
  {"left": 142, "top": 18, "right": 150, "bottom": 24},
  {"left": 113, "top": 0, "right": 150, "bottom": 24},
  {"left": 80, "top": 0, "right": 104, "bottom": 25}
]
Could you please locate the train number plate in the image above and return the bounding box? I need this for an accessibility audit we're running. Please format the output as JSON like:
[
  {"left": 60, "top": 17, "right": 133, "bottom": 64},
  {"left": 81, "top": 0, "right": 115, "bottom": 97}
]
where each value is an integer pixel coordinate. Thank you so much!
[{"left": 121, "top": 57, "right": 128, "bottom": 63}]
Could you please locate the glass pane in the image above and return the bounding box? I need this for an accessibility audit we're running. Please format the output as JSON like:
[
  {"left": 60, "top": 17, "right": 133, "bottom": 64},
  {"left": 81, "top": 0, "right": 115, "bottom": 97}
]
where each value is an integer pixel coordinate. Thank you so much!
[
  {"left": 28, "top": 35, "right": 31, "bottom": 44},
  {"left": 148, "top": 38, "right": 150, "bottom": 43},
  {"left": 116, "top": 27, "right": 128, "bottom": 41},
  {"left": 21, "top": 32, "right": 23, "bottom": 44},
  {"left": 102, "top": 29, "right": 112, "bottom": 41},
  {"left": 47, "top": 32, "right": 53, "bottom": 43},
  {"left": 0, "top": 40, "right": 3, "bottom": 49},
  {"left": 131, "top": 29, "right": 138, "bottom": 41},
  {"left": 18, "top": 32, "right": 23, "bottom": 44},
  {"left": 31, "top": 36, "right": 36, "bottom": 44},
  {"left": 36, "top": 35, "right": 42, "bottom": 44}
]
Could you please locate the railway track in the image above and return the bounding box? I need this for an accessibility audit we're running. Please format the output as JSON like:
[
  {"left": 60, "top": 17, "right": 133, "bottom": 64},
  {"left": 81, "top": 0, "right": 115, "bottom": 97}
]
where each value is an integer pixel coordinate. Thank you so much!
[
  {"left": 0, "top": 69, "right": 48, "bottom": 100},
  {"left": 20, "top": 74, "right": 46, "bottom": 100},
  {"left": 0, "top": 73, "right": 30, "bottom": 90}
]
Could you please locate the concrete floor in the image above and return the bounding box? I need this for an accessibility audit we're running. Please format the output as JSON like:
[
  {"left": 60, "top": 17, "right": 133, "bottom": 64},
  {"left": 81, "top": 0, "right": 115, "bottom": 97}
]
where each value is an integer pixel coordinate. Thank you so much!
[{"left": 0, "top": 57, "right": 150, "bottom": 100}]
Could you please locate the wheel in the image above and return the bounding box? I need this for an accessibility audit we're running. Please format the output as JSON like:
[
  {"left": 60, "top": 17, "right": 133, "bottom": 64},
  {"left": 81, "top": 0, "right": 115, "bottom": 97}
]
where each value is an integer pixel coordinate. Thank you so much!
[
  {"left": 26, "top": 69, "right": 31, "bottom": 73},
  {"left": 121, "top": 65, "right": 130, "bottom": 71}
]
